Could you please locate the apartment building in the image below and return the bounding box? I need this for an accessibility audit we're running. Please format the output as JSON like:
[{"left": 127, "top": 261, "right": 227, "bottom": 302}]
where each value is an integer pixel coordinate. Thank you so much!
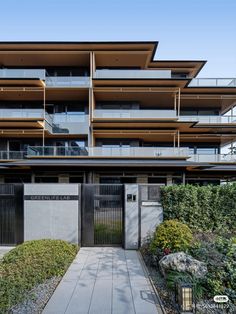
[{"left": 0, "top": 41, "right": 236, "bottom": 186}]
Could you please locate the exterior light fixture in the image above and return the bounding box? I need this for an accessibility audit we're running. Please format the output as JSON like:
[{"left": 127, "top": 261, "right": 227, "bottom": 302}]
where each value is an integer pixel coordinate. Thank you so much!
[{"left": 175, "top": 281, "right": 195, "bottom": 313}]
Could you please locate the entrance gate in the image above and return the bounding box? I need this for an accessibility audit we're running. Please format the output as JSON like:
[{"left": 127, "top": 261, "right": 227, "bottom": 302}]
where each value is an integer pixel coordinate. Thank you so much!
[
  {"left": 0, "top": 184, "right": 23, "bottom": 245},
  {"left": 82, "top": 184, "right": 124, "bottom": 246}
]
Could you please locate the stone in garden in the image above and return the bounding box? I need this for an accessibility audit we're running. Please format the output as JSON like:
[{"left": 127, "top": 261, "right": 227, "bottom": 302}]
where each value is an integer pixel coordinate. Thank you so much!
[{"left": 159, "top": 252, "right": 207, "bottom": 278}]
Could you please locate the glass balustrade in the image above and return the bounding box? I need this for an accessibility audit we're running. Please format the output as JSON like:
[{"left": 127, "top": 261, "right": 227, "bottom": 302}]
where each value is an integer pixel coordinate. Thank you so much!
[
  {"left": 94, "top": 69, "right": 171, "bottom": 79},
  {"left": 45, "top": 76, "right": 90, "bottom": 87},
  {"left": 0, "top": 69, "right": 45, "bottom": 80},
  {"left": 0, "top": 109, "right": 45, "bottom": 119},
  {"left": 26, "top": 146, "right": 189, "bottom": 158},
  {"left": 189, "top": 78, "right": 236, "bottom": 87},
  {"left": 93, "top": 109, "right": 177, "bottom": 119},
  {"left": 179, "top": 115, "right": 236, "bottom": 123}
]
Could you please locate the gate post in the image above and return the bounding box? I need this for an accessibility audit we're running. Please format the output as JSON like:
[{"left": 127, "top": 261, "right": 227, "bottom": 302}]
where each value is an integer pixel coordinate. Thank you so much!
[{"left": 124, "top": 184, "right": 139, "bottom": 249}]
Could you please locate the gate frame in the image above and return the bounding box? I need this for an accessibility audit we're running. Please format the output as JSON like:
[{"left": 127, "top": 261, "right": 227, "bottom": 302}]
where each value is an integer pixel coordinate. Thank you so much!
[
  {"left": 0, "top": 184, "right": 24, "bottom": 246},
  {"left": 81, "top": 184, "right": 124, "bottom": 247}
]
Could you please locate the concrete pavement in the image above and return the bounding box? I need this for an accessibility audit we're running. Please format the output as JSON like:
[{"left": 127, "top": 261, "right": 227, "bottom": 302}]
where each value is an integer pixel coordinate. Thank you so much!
[{"left": 43, "top": 247, "right": 161, "bottom": 314}]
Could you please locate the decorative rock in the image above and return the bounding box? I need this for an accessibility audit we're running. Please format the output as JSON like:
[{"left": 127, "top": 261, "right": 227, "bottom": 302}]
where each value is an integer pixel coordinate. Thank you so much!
[{"left": 159, "top": 252, "right": 207, "bottom": 278}]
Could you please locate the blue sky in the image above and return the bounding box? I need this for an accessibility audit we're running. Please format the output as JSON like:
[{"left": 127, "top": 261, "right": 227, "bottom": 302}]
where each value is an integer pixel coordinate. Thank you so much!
[{"left": 0, "top": 0, "right": 235, "bottom": 77}]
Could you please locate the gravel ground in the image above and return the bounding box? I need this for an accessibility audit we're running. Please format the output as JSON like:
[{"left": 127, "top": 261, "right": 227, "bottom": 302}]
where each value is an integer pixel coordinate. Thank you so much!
[
  {"left": 9, "top": 277, "right": 61, "bottom": 314},
  {"left": 147, "top": 266, "right": 178, "bottom": 314},
  {"left": 146, "top": 263, "right": 236, "bottom": 314}
]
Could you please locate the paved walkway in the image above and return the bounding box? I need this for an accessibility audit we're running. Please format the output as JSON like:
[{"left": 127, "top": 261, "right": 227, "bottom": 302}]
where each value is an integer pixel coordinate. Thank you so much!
[{"left": 43, "top": 247, "right": 161, "bottom": 314}]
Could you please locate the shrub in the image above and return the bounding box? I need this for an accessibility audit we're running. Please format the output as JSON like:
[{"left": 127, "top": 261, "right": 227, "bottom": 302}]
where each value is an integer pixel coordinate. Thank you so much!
[
  {"left": 150, "top": 219, "right": 193, "bottom": 253},
  {"left": 0, "top": 239, "right": 78, "bottom": 313},
  {"left": 190, "top": 234, "right": 236, "bottom": 303},
  {"left": 161, "top": 184, "right": 236, "bottom": 234}
]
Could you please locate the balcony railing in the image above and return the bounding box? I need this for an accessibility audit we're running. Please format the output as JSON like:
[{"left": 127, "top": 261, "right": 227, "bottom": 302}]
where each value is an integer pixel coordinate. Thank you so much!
[
  {"left": 0, "top": 151, "right": 25, "bottom": 160},
  {"left": 27, "top": 146, "right": 88, "bottom": 157},
  {"left": 179, "top": 115, "right": 236, "bottom": 124},
  {"left": 2, "top": 148, "right": 236, "bottom": 163},
  {"left": 93, "top": 109, "right": 177, "bottom": 119},
  {"left": 94, "top": 69, "right": 171, "bottom": 79},
  {"left": 26, "top": 146, "right": 189, "bottom": 158},
  {"left": 52, "top": 114, "right": 89, "bottom": 134},
  {"left": 88, "top": 147, "right": 188, "bottom": 157},
  {"left": 189, "top": 78, "right": 236, "bottom": 87},
  {"left": 0, "top": 69, "right": 45, "bottom": 80},
  {"left": 190, "top": 154, "right": 236, "bottom": 163},
  {"left": 45, "top": 76, "right": 90, "bottom": 87},
  {"left": 0, "top": 109, "right": 45, "bottom": 119}
]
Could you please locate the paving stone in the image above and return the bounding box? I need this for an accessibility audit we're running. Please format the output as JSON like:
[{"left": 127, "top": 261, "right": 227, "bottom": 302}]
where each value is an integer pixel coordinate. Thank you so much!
[{"left": 44, "top": 247, "right": 159, "bottom": 314}]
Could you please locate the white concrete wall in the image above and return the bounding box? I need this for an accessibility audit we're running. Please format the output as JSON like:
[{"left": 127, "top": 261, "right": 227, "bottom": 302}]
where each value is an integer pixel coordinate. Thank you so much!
[
  {"left": 140, "top": 204, "right": 163, "bottom": 244},
  {"left": 124, "top": 185, "right": 139, "bottom": 249},
  {"left": 24, "top": 184, "right": 80, "bottom": 244}
]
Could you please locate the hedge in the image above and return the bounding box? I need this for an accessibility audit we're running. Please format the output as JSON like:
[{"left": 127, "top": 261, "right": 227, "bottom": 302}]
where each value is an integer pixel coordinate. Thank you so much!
[
  {"left": 161, "top": 184, "right": 236, "bottom": 233},
  {"left": 0, "top": 239, "right": 78, "bottom": 313}
]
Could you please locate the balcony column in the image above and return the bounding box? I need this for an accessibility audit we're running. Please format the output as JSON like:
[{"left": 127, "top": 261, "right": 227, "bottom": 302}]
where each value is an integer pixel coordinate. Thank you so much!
[
  {"left": 177, "top": 130, "right": 180, "bottom": 148},
  {"left": 43, "top": 83, "right": 46, "bottom": 147},
  {"left": 177, "top": 88, "right": 181, "bottom": 117}
]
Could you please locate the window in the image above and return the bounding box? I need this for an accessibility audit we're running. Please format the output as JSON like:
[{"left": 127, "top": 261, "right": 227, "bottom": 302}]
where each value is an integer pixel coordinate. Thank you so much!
[{"left": 35, "top": 177, "right": 58, "bottom": 183}]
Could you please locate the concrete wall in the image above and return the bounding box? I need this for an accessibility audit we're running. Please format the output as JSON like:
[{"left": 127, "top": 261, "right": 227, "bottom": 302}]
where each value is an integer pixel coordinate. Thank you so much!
[
  {"left": 140, "top": 204, "right": 163, "bottom": 244},
  {"left": 24, "top": 184, "right": 80, "bottom": 244},
  {"left": 124, "top": 184, "right": 163, "bottom": 249},
  {"left": 124, "top": 185, "right": 139, "bottom": 249}
]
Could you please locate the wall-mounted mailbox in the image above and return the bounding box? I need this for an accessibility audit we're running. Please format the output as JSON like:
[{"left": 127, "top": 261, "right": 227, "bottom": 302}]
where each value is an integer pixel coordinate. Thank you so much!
[{"left": 127, "top": 194, "right": 136, "bottom": 202}]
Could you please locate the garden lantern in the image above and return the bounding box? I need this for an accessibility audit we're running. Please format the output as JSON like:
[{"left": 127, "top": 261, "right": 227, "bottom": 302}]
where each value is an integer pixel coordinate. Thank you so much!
[{"left": 175, "top": 281, "right": 195, "bottom": 313}]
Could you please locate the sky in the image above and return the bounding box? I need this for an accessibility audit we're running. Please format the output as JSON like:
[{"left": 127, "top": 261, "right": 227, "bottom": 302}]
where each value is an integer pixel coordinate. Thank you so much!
[{"left": 0, "top": 0, "right": 235, "bottom": 77}]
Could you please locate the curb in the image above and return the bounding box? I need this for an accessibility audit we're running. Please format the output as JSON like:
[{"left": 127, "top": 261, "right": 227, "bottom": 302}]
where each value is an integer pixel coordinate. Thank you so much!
[{"left": 138, "top": 251, "right": 167, "bottom": 314}]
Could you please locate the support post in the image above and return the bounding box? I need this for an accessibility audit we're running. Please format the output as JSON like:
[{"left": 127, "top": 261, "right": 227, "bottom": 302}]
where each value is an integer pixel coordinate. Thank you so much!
[
  {"left": 177, "top": 88, "right": 181, "bottom": 117},
  {"left": 182, "top": 172, "right": 186, "bottom": 185},
  {"left": 43, "top": 84, "right": 46, "bottom": 148}
]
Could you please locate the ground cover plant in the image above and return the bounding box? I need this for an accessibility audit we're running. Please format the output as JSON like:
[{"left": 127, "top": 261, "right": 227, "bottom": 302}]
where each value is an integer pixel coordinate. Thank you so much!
[{"left": 0, "top": 239, "right": 78, "bottom": 313}]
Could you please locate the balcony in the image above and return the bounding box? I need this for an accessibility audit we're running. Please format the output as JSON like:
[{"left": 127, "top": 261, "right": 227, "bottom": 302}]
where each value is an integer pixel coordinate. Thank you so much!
[
  {"left": 26, "top": 146, "right": 189, "bottom": 158},
  {"left": 190, "top": 154, "right": 236, "bottom": 163},
  {"left": 0, "top": 151, "right": 25, "bottom": 160},
  {"left": 179, "top": 115, "right": 236, "bottom": 124},
  {"left": 0, "top": 69, "right": 45, "bottom": 80},
  {"left": 189, "top": 78, "right": 236, "bottom": 87},
  {"left": 45, "top": 76, "right": 90, "bottom": 87},
  {"left": 52, "top": 114, "right": 89, "bottom": 134},
  {"left": 94, "top": 69, "right": 171, "bottom": 79},
  {"left": 0, "top": 109, "right": 46, "bottom": 119},
  {"left": 93, "top": 109, "right": 177, "bottom": 120},
  {"left": 87, "top": 147, "right": 188, "bottom": 158}
]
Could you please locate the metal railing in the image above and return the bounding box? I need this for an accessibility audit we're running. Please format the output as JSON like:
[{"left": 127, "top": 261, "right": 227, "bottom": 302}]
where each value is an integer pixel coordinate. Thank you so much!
[
  {"left": 189, "top": 78, "right": 236, "bottom": 87},
  {"left": 45, "top": 76, "right": 90, "bottom": 87},
  {"left": 94, "top": 69, "right": 171, "bottom": 79},
  {"left": 0, "top": 151, "right": 25, "bottom": 160},
  {"left": 179, "top": 115, "right": 236, "bottom": 124},
  {"left": 0, "top": 69, "right": 45, "bottom": 80},
  {"left": 93, "top": 109, "right": 177, "bottom": 119}
]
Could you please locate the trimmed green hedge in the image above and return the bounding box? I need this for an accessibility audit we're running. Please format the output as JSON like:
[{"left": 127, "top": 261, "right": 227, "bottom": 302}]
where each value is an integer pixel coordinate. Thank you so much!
[
  {"left": 0, "top": 239, "right": 78, "bottom": 313},
  {"left": 161, "top": 184, "right": 236, "bottom": 233}
]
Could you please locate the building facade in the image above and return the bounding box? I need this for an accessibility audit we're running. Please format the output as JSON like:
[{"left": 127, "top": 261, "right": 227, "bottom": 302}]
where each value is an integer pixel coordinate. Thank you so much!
[{"left": 0, "top": 41, "right": 236, "bottom": 185}]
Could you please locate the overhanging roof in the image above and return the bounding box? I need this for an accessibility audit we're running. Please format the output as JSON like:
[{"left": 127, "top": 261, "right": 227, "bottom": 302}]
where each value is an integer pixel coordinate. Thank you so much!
[{"left": 0, "top": 158, "right": 212, "bottom": 169}]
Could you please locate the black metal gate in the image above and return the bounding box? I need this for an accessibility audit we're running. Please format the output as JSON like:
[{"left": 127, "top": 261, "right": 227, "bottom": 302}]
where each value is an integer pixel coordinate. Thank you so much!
[
  {"left": 82, "top": 184, "right": 124, "bottom": 246},
  {"left": 0, "top": 184, "right": 24, "bottom": 245}
]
